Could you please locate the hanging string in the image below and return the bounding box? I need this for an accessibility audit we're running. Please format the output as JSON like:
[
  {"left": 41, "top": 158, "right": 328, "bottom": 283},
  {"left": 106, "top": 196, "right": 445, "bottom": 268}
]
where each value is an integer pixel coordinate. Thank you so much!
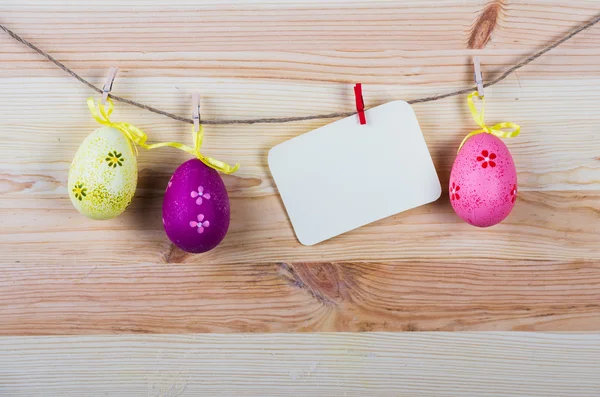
[
  {"left": 88, "top": 98, "right": 240, "bottom": 174},
  {"left": 1, "top": 14, "right": 599, "bottom": 125}
]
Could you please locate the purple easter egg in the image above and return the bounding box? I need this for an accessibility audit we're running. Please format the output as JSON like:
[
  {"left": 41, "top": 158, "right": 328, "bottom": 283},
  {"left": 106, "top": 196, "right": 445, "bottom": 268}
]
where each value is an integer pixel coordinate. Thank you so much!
[
  {"left": 162, "top": 159, "right": 230, "bottom": 253},
  {"left": 449, "top": 133, "right": 517, "bottom": 227}
]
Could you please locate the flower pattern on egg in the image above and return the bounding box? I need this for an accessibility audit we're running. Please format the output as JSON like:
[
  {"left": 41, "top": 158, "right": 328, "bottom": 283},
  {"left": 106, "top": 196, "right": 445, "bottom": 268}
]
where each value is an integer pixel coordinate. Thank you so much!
[
  {"left": 450, "top": 182, "right": 461, "bottom": 200},
  {"left": 189, "top": 214, "right": 210, "bottom": 234},
  {"left": 190, "top": 186, "right": 211, "bottom": 205},
  {"left": 476, "top": 150, "right": 496, "bottom": 168},
  {"left": 72, "top": 182, "right": 87, "bottom": 201},
  {"left": 105, "top": 150, "right": 124, "bottom": 168},
  {"left": 510, "top": 184, "right": 518, "bottom": 203}
]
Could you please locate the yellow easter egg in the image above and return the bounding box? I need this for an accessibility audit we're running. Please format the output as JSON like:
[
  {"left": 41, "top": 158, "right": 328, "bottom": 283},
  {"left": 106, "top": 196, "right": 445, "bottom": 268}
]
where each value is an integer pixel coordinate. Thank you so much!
[{"left": 68, "top": 126, "right": 137, "bottom": 220}]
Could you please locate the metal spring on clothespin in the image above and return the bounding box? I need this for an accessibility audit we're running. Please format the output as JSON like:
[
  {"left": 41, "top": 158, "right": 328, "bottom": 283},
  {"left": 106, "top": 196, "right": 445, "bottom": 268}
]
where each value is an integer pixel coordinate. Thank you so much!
[
  {"left": 191, "top": 92, "right": 204, "bottom": 157},
  {"left": 192, "top": 92, "right": 201, "bottom": 132},
  {"left": 101, "top": 66, "right": 118, "bottom": 105},
  {"left": 473, "top": 56, "right": 484, "bottom": 98}
]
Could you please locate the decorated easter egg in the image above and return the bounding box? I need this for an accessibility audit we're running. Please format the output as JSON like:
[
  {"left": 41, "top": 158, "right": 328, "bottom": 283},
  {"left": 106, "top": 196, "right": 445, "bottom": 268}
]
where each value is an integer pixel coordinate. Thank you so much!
[
  {"left": 68, "top": 126, "right": 137, "bottom": 220},
  {"left": 449, "top": 133, "right": 517, "bottom": 227},
  {"left": 162, "top": 159, "right": 230, "bottom": 253}
]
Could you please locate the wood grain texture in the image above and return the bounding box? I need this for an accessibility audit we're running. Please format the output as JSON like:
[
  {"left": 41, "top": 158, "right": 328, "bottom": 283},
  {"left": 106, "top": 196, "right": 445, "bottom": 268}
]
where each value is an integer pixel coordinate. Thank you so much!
[
  {"left": 1, "top": 0, "right": 600, "bottom": 335},
  {"left": 1, "top": 333, "right": 600, "bottom": 396},
  {"left": 3, "top": 259, "right": 600, "bottom": 334}
]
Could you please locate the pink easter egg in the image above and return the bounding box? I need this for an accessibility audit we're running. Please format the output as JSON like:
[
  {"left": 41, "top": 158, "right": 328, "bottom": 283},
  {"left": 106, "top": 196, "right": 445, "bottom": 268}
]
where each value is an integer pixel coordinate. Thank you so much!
[{"left": 449, "top": 133, "right": 517, "bottom": 227}]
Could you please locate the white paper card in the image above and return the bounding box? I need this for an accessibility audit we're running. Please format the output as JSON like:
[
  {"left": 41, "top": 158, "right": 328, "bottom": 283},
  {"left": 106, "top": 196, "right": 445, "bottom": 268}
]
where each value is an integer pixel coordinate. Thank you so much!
[{"left": 268, "top": 100, "right": 441, "bottom": 246}]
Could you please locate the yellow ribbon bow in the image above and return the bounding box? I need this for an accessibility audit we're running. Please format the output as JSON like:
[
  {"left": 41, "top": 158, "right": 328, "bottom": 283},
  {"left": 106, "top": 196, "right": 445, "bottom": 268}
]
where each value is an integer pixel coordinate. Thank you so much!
[
  {"left": 458, "top": 91, "right": 521, "bottom": 152},
  {"left": 87, "top": 97, "right": 240, "bottom": 174}
]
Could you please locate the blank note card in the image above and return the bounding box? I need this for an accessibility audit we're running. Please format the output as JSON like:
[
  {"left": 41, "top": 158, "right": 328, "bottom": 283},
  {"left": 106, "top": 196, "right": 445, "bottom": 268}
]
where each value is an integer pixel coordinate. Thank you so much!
[{"left": 268, "top": 101, "right": 441, "bottom": 246}]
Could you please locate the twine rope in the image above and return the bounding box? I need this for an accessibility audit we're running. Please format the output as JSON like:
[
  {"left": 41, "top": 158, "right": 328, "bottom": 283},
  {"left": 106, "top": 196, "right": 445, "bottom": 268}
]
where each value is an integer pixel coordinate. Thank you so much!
[{"left": 1, "top": 14, "right": 598, "bottom": 125}]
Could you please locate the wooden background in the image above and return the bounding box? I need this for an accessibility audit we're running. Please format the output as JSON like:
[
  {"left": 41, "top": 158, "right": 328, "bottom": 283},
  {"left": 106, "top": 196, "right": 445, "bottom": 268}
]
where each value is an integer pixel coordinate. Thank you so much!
[
  {"left": 1, "top": 0, "right": 600, "bottom": 395},
  {"left": 2, "top": 333, "right": 600, "bottom": 396}
]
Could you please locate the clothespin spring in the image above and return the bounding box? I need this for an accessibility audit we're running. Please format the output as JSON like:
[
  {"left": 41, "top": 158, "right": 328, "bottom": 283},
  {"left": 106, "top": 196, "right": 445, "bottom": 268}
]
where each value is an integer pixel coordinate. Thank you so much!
[
  {"left": 473, "top": 56, "right": 484, "bottom": 98},
  {"left": 192, "top": 92, "right": 201, "bottom": 132}
]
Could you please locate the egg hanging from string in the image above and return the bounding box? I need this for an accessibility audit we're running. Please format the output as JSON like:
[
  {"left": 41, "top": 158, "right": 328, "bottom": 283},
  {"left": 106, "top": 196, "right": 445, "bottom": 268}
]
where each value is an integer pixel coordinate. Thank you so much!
[
  {"left": 68, "top": 126, "right": 137, "bottom": 220},
  {"left": 449, "top": 133, "right": 517, "bottom": 227},
  {"left": 449, "top": 91, "right": 520, "bottom": 227},
  {"left": 162, "top": 158, "right": 232, "bottom": 253},
  {"left": 68, "top": 91, "right": 150, "bottom": 220},
  {"left": 68, "top": 68, "right": 139, "bottom": 220},
  {"left": 161, "top": 98, "right": 240, "bottom": 254}
]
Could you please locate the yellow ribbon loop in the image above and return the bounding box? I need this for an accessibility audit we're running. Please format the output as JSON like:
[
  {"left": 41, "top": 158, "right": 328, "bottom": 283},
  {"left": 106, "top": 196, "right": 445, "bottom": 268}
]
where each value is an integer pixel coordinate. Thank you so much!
[
  {"left": 191, "top": 124, "right": 240, "bottom": 174},
  {"left": 458, "top": 91, "right": 521, "bottom": 152},
  {"left": 87, "top": 97, "right": 239, "bottom": 174}
]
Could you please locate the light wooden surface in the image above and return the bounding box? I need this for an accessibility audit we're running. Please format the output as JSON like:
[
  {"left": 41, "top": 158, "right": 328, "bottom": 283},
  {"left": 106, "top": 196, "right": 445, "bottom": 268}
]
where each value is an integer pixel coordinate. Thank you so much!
[
  {"left": 2, "top": 1, "right": 600, "bottom": 395},
  {"left": 1, "top": 0, "right": 600, "bottom": 336},
  {"left": 1, "top": 333, "right": 600, "bottom": 397}
]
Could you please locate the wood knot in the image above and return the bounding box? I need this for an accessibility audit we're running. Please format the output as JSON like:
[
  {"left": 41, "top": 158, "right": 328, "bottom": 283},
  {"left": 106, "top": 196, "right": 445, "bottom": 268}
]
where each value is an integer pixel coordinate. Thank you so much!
[
  {"left": 164, "top": 243, "right": 189, "bottom": 263},
  {"left": 468, "top": 0, "right": 505, "bottom": 49},
  {"left": 278, "top": 262, "right": 351, "bottom": 306}
]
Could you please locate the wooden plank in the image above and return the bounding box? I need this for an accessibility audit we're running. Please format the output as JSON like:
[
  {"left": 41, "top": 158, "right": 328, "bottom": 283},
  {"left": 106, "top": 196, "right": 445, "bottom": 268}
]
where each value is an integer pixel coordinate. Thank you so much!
[
  {"left": 1, "top": 259, "right": 600, "bottom": 335},
  {"left": 1, "top": 190, "right": 600, "bottom": 267},
  {"left": 1, "top": 0, "right": 599, "bottom": 53},
  {"left": 1, "top": 333, "right": 600, "bottom": 396}
]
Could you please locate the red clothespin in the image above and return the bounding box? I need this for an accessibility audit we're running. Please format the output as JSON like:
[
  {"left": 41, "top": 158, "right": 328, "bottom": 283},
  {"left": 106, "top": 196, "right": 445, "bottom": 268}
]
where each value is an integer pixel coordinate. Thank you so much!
[{"left": 354, "top": 83, "right": 366, "bottom": 125}]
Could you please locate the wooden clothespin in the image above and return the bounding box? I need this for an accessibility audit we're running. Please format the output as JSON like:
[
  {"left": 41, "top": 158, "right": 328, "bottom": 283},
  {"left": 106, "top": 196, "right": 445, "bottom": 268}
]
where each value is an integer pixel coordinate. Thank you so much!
[
  {"left": 192, "top": 92, "right": 200, "bottom": 132},
  {"left": 354, "top": 83, "right": 366, "bottom": 125},
  {"left": 101, "top": 66, "right": 118, "bottom": 105},
  {"left": 473, "top": 56, "right": 484, "bottom": 98}
]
